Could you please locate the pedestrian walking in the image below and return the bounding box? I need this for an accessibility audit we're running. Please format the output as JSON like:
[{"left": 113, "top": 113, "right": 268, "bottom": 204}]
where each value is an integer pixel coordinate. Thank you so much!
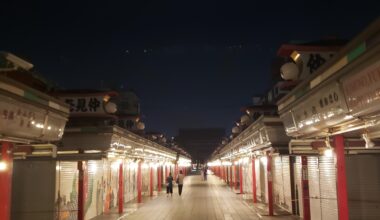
[
  {"left": 203, "top": 167, "right": 207, "bottom": 181},
  {"left": 166, "top": 172, "right": 174, "bottom": 197},
  {"left": 176, "top": 170, "right": 185, "bottom": 196}
]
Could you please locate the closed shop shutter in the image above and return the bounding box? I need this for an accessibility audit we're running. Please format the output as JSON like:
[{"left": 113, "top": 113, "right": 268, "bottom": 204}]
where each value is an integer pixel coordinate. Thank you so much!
[
  {"left": 259, "top": 157, "right": 268, "bottom": 203},
  {"left": 11, "top": 160, "right": 56, "bottom": 220},
  {"left": 281, "top": 156, "right": 292, "bottom": 213},
  {"left": 86, "top": 160, "right": 105, "bottom": 219},
  {"left": 141, "top": 164, "right": 148, "bottom": 195},
  {"left": 273, "top": 156, "right": 284, "bottom": 207},
  {"left": 346, "top": 154, "right": 380, "bottom": 220},
  {"left": 244, "top": 161, "right": 252, "bottom": 195},
  {"left": 319, "top": 155, "right": 338, "bottom": 220},
  {"left": 153, "top": 166, "right": 158, "bottom": 192},
  {"left": 55, "top": 161, "right": 78, "bottom": 220},
  {"left": 255, "top": 159, "right": 261, "bottom": 201},
  {"left": 111, "top": 161, "right": 119, "bottom": 209},
  {"left": 308, "top": 156, "right": 321, "bottom": 220},
  {"left": 294, "top": 156, "right": 303, "bottom": 217}
]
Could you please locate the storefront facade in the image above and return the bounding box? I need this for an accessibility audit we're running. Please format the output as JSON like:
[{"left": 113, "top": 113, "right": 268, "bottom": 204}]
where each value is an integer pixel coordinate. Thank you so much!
[{"left": 277, "top": 19, "right": 380, "bottom": 220}]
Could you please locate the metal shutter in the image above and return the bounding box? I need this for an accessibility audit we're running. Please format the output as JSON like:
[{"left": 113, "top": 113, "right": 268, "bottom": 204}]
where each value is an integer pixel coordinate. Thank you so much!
[
  {"left": 86, "top": 160, "right": 105, "bottom": 219},
  {"left": 319, "top": 155, "right": 338, "bottom": 220},
  {"left": 308, "top": 156, "right": 322, "bottom": 220},
  {"left": 245, "top": 160, "right": 253, "bottom": 195},
  {"left": 55, "top": 161, "right": 78, "bottom": 220},
  {"left": 346, "top": 155, "right": 380, "bottom": 220},
  {"left": 255, "top": 159, "right": 261, "bottom": 201},
  {"left": 295, "top": 156, "right": 303, "bottom": 218},
  {"left": 282, "top": 156, "right": 292, "bottom": 213},
  {"left": 273, "top": 156, "right": 284, "bottom": 207},
  {"left": 246, "top": 162, "right": 251, "bottom": 194}
]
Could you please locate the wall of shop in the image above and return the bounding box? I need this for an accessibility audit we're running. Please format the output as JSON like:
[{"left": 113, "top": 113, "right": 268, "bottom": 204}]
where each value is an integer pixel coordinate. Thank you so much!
[
  {"left": 346, "top": 154, "right": 380, "bottom": 220},
  {"left": 11, "top": 160, "right": 56, "bottom": 220}
]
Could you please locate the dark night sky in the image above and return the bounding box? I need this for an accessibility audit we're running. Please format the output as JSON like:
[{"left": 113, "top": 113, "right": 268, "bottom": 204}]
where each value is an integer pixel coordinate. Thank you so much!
[{"left": 1, "top": 1, "right": 379, "bottom": 137}]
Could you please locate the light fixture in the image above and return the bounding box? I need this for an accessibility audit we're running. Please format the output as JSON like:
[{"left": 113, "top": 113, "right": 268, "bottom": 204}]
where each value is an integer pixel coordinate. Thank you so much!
[
  {"left": 362, "top": 133, "right": 375, "bottom": 148},
  {"left": 0, "top": 161, "right": 7, "bottom": 171},
  {"left": 324, "top": 136, "right": 334, "bottom": 157}
]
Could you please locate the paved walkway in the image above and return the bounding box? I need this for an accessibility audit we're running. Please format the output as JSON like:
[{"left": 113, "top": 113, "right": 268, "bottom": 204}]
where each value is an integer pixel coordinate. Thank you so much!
[
  {"left": 92, "top": 174, "right": 299, "bottom": 220},
  {"left": 121, "top": 174, "right": 259, "bottom": 220}
]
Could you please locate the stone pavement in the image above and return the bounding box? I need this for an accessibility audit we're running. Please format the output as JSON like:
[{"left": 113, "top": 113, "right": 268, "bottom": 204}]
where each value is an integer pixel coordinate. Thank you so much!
[{"left": 90, "top": 174, "right": 300, "bottom": 220}]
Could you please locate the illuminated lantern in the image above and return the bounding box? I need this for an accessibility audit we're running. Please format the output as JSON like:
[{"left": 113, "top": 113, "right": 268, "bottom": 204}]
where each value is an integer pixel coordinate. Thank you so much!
[
  {"left": 104, "top": 102, "right": 117, "bottom": 113},
  {"left": 136, "top": 121, "right": 145, "bottom": 130},
  {"left": 240, "top": 114, "right": 250, "bottom": 125},
  {"left": 232, "top": 126, "right": 241, "bottom": 134},
  {"left": 280, "top": 62, "right": 299, "bottom": 80}
]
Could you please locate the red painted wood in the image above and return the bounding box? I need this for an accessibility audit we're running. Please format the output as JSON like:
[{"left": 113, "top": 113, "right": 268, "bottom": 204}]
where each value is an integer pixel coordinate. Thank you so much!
[
  {"left": 301, "top": 156, "right": 310, "bottom": 220},
  {"left": 137, "top": 162, "right": 142, "bottom": 203},
  {"left": 334, "top": 135, "right": 349, "bottom": 220},
  {"left": 267, "top": 155, "right": 273, "bottom": 216},
  {"left": 239, "top": 164, "right": 243, "bottom": 194},
  {"left": 78, "top": 161, "right": 85, "bottom": 220},
  {"left": 252, "top": 158, "right": 257, "bottom": 203},
  {"left": 150, "top": 166, "right": 153, "bottom": 197},
  {"left": 118, "top": 163, "right": 123, "bottom": 214},
  {"left": 0, "top": 142, "right": 13, "bottom": 220}
]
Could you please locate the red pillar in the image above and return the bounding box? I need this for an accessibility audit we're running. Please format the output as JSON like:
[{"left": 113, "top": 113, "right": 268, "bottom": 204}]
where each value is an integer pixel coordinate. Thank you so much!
[
  {"left": 301, "top": 156, "right": 310, "bottom": 220},
  {"left": 78, "top": 161, "right": 85, "bottom": 220},
  {"left": 0, "top": 142, "right": 13, "bottom": 220},
  {"left": 150, "top": 166, "right": 153, "bottom": 197},
  {"left": 118, "top": 163, "right": 123, "bottom": 214},
  {"left": 137, "top": 161, "right": 142, "bottom": 203},
  {"left": 239, "top": 164, "right": 243, "bottom": 194},
  {"left": 267, "top": 155, "right": 273, "bottom": 216},
  {"left": 252, "top": 158, "right": 257, "bottom": 203},
  {"left": 334, "top": 135, "right": 349, "bottom": 220},
  {"left": 158, "top": 166, "right": 162, "bottom": 192}
]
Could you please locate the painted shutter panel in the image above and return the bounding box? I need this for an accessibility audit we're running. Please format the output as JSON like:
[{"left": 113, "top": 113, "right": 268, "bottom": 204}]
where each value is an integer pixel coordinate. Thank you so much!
[
  {"left": 86, "top": 160, "right": 105, "bottom": 219},
  {"left": 56, "top": 161, "right": 78, "bottom": 220}
]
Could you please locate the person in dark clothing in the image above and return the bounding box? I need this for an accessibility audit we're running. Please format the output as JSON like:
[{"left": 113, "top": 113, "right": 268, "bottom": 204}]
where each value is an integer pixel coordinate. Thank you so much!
[
  {"left": 166, "top": 172, "right": 174, "bottom": 197},
  {"left": 176, "top": 170, "right": 185, "bottom": 196}
]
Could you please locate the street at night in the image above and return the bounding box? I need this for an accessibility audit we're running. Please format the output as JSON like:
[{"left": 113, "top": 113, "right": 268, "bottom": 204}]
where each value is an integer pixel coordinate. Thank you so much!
[{"left": 1, "top": 1, "right": 380, "bottom": 220}]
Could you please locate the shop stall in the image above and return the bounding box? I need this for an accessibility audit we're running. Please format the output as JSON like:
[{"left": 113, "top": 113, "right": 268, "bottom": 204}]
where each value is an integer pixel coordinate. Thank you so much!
[
  {"left": 277, "top": 19, "right": 380, "bottom": 220},
  {"left": 209, "top": 115, "right": 290, "bottom": 216},
  {"left": 0, "top": 70, "right": 69, "bottom": 220}
]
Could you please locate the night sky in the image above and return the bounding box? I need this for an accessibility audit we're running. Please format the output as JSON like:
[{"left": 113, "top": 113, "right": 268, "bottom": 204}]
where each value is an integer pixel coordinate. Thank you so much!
[{"left": 1, "top": 1, "right": 379, "bottom": 137}]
